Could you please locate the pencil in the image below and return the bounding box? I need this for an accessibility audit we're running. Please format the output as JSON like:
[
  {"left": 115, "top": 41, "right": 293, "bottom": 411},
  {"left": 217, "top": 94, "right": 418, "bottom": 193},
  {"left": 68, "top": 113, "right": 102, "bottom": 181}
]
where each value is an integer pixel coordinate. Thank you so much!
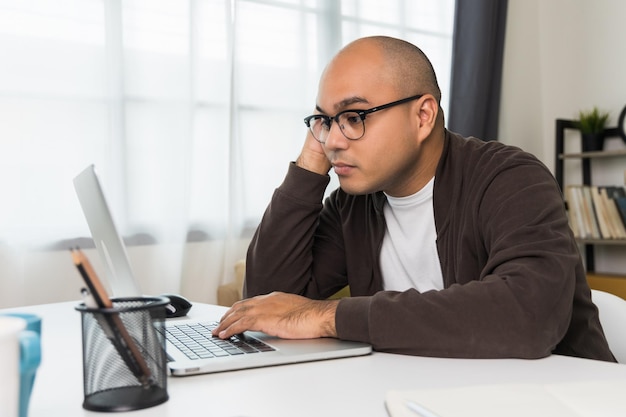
[
  {"left": 71, "top": 248, "right": 153, "bottom": 386},
  {"left": 71, "top": 248, "right": 110, "bottom": 308}
]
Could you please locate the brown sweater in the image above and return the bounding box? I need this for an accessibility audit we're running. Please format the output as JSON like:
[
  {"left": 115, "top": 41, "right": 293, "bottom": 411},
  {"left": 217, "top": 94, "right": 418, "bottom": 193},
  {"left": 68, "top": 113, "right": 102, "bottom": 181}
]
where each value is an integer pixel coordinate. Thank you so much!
[{"left": 244, "top": 130, "right": 615, "bottom": 361}]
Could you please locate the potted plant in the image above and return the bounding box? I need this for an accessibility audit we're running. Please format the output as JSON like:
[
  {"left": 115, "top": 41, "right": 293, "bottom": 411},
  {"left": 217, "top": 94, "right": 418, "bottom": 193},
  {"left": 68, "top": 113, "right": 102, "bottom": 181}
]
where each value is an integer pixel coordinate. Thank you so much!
[{"left": 578, "top": 107, "right": 610, "bottom": 151}]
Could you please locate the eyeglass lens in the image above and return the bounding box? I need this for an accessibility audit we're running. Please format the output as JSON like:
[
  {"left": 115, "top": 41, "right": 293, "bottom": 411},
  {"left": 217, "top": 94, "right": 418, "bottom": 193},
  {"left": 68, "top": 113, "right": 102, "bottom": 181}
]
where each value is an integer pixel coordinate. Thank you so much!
[{"left": 309, "top": 112, "right": 364, "bottom": 142}]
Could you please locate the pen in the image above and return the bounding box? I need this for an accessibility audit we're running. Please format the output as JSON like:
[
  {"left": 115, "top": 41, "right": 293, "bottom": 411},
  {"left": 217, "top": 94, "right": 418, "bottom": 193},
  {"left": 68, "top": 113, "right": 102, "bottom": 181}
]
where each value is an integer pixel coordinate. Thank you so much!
[{"left": 405, "top": 400, "right": 441, "bottom": 417}]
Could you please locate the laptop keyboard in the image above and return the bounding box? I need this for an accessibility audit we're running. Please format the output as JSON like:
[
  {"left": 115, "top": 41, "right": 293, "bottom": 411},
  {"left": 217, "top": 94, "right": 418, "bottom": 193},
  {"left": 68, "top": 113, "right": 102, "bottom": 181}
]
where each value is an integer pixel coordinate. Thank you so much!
[{"left": 165, "top": 322, "right": 275, "bottom": 360}]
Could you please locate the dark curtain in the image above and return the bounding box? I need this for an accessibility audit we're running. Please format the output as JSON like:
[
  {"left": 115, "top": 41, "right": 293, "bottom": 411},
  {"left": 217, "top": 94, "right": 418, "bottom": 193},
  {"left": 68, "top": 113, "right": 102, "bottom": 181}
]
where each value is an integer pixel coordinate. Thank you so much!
[{"left": 447, "top": 0, "right": 508, "bottom": 141}]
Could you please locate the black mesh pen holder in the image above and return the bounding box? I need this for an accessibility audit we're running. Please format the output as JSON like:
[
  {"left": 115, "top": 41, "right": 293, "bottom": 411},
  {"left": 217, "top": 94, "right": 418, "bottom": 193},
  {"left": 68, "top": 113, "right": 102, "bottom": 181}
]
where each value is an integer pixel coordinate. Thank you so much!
[{"left": 75, "top": 296, "right": 170, "bottom": 412}]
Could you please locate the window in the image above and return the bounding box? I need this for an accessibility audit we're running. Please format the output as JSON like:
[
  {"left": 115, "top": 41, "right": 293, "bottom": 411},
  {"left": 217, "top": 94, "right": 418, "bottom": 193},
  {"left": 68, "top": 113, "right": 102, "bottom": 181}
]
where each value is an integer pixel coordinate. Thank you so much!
[{"left": 0, "top": 0, "right": 455, "bottom": 248}]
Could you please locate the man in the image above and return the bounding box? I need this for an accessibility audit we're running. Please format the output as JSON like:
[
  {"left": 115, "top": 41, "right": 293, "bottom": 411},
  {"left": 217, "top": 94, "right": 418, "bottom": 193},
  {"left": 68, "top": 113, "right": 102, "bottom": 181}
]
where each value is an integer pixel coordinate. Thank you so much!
[{"left": 213, "top": 36, "right": 615, "bottom": 361}]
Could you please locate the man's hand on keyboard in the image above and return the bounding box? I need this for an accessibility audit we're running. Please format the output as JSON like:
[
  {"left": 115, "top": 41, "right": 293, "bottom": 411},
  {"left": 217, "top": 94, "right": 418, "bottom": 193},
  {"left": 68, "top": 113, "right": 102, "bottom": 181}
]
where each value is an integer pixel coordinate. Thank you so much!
[{"left": 212, "top": 292, "right": 339, "bottom": 340}]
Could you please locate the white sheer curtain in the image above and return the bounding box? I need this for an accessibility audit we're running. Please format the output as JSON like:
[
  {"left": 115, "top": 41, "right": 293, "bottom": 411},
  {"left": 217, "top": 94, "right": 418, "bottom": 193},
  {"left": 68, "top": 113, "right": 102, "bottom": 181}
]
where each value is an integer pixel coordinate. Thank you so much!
[{"left": 0, "top": 0, "right": 455, "bottom": 308}]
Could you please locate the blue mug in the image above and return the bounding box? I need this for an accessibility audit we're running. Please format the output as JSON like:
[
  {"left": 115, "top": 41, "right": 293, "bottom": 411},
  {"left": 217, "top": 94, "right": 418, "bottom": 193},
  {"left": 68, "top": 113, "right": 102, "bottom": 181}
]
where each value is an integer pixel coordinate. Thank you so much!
[{"left": 2, "top": 313, "right": 42, "bottom": 417}]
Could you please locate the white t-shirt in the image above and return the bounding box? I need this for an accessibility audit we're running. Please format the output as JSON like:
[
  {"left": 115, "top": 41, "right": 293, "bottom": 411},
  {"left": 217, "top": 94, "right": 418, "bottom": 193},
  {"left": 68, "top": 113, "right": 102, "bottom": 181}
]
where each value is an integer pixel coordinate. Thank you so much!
[{"left": 380, "top": 177, "right": 444, "bottom": 292}]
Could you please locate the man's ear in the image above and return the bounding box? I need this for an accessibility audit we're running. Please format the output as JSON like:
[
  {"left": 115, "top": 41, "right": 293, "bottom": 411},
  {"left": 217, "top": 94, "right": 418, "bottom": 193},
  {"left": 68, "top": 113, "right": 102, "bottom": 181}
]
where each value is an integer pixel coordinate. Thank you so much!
[
  {"left": 415, "top": 94, "right": 439, "bottom": 141},
  {"left": 418, "top": 94, "right": 439, "bottom": 129}
]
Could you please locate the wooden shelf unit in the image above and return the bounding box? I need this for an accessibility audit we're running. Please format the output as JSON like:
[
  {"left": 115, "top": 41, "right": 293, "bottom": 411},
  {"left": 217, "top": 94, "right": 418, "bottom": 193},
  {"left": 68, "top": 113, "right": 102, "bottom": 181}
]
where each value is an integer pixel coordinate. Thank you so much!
[{"left": 554, "top": 119, "right": 626, "bottom": 273}]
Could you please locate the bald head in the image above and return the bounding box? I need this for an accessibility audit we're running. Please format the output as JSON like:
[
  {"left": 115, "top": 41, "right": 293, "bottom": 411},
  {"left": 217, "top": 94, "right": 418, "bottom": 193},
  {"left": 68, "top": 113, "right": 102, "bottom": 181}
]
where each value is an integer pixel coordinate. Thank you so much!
[
  {"left": 336, "top": 36, "right": 442, "bottom": 104},
  {"left": 312, "top": 36, "right": 445, "bottom": 195}
]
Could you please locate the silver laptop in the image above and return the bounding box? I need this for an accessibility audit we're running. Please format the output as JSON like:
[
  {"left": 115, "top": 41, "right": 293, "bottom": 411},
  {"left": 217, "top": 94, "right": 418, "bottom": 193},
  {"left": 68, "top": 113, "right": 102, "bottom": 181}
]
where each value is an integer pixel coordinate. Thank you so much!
[{"left": 73, "top": 164, "right": 372, "bottom": 376}]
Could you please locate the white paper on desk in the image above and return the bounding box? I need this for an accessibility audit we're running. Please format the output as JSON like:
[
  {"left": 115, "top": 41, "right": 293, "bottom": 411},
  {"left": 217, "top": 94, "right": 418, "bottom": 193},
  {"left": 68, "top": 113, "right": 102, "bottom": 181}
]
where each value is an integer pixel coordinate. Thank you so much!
[{"left": 385, "top": 380, "right": 626, "bottom": 417}]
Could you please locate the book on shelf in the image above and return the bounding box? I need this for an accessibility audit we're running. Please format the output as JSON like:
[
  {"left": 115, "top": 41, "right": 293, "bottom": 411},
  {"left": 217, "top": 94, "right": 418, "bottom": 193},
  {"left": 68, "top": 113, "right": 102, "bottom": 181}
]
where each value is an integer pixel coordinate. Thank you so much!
[
  {"left": 564, "top": 186, "right": 582, "bottom": 238},
  {"left": 600, "top": 187, "right": 626, "bottom": 238},
  {"left": 616, "top": 196, "right": 626, "bottom": 226},
  {"left": 589, "top": 186, "right": 610, "bottom": 238},
  {"left": 582, "top": 186, "right": 601, "bottom": 239},
  {"left": 602, "top": 186, "right": 626, "bottom": 234},
  {"left": 564, "top": 184, "right": 626, "bottom": 240}
]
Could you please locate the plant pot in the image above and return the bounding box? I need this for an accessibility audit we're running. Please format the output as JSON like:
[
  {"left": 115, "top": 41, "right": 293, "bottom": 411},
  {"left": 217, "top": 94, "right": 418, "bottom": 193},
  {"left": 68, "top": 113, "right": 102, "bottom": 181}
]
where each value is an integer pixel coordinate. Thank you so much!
[{"left": 581, "top": 132, "right": 605, "bottom": 152}]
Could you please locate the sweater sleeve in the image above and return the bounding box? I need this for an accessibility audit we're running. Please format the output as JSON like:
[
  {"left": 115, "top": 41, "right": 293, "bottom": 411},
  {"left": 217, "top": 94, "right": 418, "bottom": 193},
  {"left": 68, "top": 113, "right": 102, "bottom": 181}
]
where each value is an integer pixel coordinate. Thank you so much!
[{"left": 244, "top": 162, "right": 347, "bottom": 299}]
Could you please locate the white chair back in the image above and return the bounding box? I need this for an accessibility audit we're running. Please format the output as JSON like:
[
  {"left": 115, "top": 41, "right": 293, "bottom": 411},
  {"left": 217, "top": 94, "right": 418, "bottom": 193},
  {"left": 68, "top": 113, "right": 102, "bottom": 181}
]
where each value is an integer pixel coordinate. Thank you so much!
[{"left": 591, "top": 289, "right": 626, "bottom": 363}]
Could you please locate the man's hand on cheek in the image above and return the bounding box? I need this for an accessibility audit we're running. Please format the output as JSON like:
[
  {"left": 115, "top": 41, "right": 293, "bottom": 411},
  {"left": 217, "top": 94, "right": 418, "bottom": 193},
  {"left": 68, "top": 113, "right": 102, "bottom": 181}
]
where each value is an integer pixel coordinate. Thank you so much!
[
  {"left": 296, "top": 131, "right": 332, "bottom": 175},
  {"left": 212, "top": 292, "right": 339, "bottom": 340}
]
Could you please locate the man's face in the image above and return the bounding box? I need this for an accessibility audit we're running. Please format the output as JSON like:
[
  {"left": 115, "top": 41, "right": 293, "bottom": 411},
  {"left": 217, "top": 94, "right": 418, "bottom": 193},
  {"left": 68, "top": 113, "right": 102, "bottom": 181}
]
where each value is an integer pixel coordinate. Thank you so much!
[{"left": 315, "top": 44, "right": 425, "bottom": 197}]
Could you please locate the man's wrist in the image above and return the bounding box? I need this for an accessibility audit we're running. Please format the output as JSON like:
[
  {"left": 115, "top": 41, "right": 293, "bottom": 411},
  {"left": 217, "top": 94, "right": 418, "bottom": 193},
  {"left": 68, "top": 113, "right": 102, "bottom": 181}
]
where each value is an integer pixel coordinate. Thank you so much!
[
  {"left": 313, "top": 299, "right": 339, "bottom": 338},
  {"left": 296, "top": 152, "right": 331, "bottom": 175}
]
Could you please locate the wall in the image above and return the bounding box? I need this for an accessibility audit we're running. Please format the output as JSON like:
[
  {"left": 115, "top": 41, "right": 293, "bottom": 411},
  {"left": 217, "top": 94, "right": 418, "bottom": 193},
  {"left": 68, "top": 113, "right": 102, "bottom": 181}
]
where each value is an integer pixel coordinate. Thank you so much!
[{"left": 499, "top": 0, "right": 626, "bottom": 274}]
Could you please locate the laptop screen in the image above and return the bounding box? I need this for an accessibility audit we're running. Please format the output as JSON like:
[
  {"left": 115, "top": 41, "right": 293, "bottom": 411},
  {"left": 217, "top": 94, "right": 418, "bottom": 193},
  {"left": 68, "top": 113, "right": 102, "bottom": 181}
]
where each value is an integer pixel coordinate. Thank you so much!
[{"left": 73, "top": 164, "right": 141, "bottom": 297}]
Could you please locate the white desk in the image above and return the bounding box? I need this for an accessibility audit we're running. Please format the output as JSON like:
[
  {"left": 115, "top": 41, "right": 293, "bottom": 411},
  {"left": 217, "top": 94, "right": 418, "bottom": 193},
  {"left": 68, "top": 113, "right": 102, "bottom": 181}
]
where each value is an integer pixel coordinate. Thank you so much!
[{"left": 4, "top": 301, "right": 626, "bottom": 417}]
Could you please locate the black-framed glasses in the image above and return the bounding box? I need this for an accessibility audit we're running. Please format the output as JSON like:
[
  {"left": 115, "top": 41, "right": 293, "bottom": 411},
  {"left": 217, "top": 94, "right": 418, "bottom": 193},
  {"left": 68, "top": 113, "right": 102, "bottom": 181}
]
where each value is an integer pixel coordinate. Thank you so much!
[{"left": 303, "top": 94, "right": 423, "bottom": 143}]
